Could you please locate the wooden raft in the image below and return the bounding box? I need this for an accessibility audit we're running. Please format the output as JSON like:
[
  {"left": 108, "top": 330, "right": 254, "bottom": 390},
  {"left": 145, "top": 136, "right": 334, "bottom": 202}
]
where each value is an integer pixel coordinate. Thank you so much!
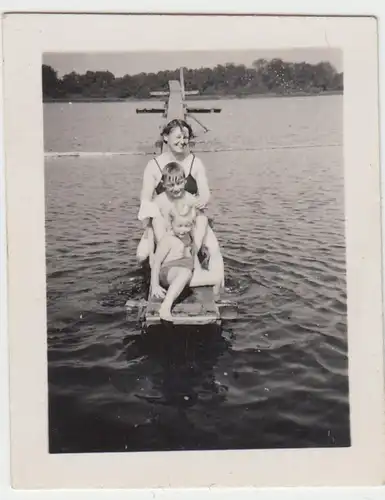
[{"left": 145, "top": 286, "right": 221, "bottom": 327}]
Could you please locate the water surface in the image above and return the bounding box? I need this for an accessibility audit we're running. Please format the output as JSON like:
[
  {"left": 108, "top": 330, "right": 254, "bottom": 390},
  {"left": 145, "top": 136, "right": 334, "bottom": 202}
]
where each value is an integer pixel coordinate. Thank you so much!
[{"left": 45, "top": 95, "right": 349, "bottom": 453}]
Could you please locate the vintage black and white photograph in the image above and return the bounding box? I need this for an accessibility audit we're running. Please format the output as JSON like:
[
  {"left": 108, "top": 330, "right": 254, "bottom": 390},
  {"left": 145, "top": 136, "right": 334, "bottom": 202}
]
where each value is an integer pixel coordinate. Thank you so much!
[
  {"left": 3, "top": 12, "right": 383, "bottom": 489},
  {"left": 42, "top": 48, "right": 350, "bottom": 454}
]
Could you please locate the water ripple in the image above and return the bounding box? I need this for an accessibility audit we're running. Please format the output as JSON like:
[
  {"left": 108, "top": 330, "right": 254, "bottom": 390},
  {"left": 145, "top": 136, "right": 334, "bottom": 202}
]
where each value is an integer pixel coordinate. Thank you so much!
[{"left": 45, "top": 96, "right": 349, "bottom": 453}]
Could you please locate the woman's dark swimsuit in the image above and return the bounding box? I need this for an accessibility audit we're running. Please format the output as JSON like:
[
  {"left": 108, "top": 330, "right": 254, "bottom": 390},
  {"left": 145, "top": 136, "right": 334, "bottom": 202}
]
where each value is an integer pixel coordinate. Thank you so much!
[{"left": 153, "top": 154, "right": 210, "bottom": 269}]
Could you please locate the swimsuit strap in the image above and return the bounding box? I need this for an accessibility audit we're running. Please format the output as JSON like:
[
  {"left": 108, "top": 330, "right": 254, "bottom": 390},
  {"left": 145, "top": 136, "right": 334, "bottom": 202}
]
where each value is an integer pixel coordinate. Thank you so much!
[
  {"left": 189, "top": 154, "right": 196, "bottom": 176},
  {"left": 153, "top": 157, "right": 163, "bottom": 174}
]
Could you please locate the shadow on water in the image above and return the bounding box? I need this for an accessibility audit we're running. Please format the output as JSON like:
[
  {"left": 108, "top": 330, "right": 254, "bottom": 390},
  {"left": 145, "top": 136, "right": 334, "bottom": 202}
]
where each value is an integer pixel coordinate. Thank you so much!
[
  {"left": 49, "top": 324, "right": 232, "bottom": 453},
  {"left": 48, "top": 261, "right": 350, "bottom": 454},
  {"left": 126, "top": 325, "right": 229, "bottom": 406},
  {"left": 48, "top": 266, "right": 350, "bottom": 454}
]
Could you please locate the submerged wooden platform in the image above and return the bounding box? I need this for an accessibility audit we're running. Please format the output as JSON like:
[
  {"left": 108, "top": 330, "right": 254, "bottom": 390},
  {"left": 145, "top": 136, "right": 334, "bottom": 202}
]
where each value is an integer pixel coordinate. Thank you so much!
[
  {"left": 125, "top": 286, "right": 238, "bottom": 329},
  {"left": 145, "top": 286, "right": 220, "bottom": 327}
]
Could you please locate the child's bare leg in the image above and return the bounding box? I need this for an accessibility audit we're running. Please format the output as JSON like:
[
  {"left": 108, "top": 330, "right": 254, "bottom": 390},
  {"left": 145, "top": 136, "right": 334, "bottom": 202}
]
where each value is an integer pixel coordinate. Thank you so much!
[{"left": 158, "top": 267, "right": 193, "bottom": 321}]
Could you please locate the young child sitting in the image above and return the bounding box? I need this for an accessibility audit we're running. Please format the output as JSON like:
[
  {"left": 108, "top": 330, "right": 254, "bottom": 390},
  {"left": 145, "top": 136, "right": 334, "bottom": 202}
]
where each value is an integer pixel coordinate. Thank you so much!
[{"left": 151, "top": 205, "right": 197, "bottom": 321}]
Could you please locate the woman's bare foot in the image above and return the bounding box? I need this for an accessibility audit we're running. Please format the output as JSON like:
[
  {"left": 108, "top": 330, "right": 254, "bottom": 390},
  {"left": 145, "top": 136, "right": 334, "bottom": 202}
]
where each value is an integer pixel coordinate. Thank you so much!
[{"left": 158, "top": 303, "right": 173, "bottom": 322}]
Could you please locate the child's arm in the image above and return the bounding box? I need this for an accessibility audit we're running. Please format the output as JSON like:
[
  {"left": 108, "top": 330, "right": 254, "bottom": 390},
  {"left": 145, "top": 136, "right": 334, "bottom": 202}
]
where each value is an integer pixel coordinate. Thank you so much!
[
  {"left": 152, "top": 194, "right": 171, "bottom": 242},
  {"left": 151, "top": 236, "right": 171, "bottom": 298}
]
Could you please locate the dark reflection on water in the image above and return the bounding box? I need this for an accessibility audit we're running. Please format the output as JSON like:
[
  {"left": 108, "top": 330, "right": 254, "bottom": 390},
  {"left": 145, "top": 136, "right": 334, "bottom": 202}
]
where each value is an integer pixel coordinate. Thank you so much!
[
  {"left": 49, "top": 320, "right": 350, "bottom": 453},
  {"left": 46, "top": 96, "right": 349, "bottom": 453},
  {"left": 49, "top": 327, "right": 231, "bottom": 453}
]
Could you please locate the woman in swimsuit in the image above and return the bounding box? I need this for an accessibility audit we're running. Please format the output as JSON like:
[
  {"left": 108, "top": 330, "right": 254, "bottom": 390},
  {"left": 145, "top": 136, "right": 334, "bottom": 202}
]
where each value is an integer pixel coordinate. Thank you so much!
[{"left": 136, "top": 118, "right": 224, "bottom": 293}]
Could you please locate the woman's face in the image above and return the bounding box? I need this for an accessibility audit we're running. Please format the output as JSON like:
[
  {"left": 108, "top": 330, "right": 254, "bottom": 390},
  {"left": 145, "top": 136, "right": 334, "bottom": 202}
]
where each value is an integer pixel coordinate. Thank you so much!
[{"left": 165, "top": 126, "right": 190, "bottom": 155}]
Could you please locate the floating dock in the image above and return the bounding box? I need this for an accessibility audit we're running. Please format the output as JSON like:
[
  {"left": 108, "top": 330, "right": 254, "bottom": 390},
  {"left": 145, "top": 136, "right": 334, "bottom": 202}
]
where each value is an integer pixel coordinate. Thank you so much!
[
  {"left": 125, "top": 286, "right": 238, "bottom": 330},
  {"left": 144, "top": 286, "right": 220, "bottom": 327}
]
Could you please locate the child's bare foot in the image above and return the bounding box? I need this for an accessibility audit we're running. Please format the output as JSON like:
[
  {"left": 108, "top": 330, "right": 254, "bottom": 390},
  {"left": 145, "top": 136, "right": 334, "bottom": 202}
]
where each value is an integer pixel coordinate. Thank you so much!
[{"left": 158, "top": 303, "right": 173, "bottom": 322}]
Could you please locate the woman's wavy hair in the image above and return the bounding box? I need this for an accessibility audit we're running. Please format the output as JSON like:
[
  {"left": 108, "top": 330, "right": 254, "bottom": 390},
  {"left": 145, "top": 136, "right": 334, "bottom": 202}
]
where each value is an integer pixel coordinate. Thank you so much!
[{"left": 160, "top": 119, "right": 194, "bottom": 143}]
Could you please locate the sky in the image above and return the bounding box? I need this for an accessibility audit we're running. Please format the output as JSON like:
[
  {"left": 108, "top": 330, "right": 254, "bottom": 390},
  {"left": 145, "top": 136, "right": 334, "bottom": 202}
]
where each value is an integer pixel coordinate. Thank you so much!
[{"left": 44, "top": 49, "right": 343, "bottom": 77}]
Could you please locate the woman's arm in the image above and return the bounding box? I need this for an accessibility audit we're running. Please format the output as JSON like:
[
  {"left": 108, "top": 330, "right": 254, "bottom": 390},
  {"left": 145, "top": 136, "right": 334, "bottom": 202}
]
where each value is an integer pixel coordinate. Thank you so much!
[
  {"left": 192, "top": 212, "right": 208, "bottom": 255},
  {"left": 138, "top": 160, "right": 162, "bottom": 226},
  {"left": 193, "top": 157, "right": 211, "bottom": 207},
  {"left": 140, "top": 159, "right": 159, "bottom": 203}
]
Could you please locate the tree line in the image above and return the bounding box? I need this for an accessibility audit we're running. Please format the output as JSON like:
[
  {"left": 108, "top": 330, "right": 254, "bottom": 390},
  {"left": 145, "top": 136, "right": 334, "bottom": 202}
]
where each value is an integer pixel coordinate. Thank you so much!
[{"left": 42, "top": 59, "right": 343, "bottom": 101}]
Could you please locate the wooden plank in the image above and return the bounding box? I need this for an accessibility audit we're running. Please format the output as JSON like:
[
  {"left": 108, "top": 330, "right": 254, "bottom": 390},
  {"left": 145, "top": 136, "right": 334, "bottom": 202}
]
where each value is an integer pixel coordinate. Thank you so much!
[
  {"left": 145, "top": 286, "right": 220, "bottom": 327},
  {"left": 187, "top": 107, "right": 221, "bottom": 113},
  {"left": 136, "top": 108, "right": 164, "bottom": 114},
  {"left": 166, "top": 80, "right": 185, "bottom": 121}
]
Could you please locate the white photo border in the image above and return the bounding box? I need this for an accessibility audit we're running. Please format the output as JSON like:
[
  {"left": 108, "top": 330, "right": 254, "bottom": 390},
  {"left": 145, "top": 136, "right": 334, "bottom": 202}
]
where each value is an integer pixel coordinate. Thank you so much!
[{"left": 1, "top": 7, "right": 384, "bottom": 493}]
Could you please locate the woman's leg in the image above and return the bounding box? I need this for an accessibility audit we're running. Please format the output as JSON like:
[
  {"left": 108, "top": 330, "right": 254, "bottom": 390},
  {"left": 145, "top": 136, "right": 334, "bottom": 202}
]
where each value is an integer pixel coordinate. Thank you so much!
[
  {"left": 158, "top": 267, "right": 193, "bottom": 321},
  {"left": 196, "top": 226, "right": 224, "bottom": 295},
  {"left": 136, "top": 226, "right": 151, "bottom": 262},
  {"left": 136, "top": 215, "right": 168, "bottom": 263},
  {"left": 192, "top": 213, "right": 208, "bottom": 254},
  {"left": 190, "top": 266, "right": 222, "bottom": 289}
]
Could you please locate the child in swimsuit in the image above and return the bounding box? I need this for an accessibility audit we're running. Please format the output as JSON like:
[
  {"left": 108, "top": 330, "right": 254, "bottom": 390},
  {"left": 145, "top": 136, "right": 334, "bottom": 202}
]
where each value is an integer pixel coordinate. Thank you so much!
[
  {"left": 144, "top": 162, "right": 204, "bottom": 269},
  {"left": 151, "top": 205, "right": 197, "bottom": 322},
  {"left": 153, "top": 162, "right": 203, "bottom": 228}
]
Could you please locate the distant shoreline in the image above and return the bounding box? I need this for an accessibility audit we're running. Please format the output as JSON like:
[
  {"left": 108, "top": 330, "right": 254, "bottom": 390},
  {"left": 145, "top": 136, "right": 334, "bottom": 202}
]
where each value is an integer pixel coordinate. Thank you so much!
[{"left": 43, "top": 90, "right": 343, "bottom": 103}]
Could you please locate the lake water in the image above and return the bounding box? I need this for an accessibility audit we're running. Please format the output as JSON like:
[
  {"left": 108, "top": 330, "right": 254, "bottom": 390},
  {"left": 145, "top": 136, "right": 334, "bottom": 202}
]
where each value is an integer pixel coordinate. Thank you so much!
[{"left": 44, "top": 95, "right": 350, "bottom": 453}]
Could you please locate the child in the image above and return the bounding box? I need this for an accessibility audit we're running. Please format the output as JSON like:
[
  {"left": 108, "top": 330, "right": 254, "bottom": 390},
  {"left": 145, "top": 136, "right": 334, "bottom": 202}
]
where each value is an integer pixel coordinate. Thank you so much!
[
  {"left": 151, "top": 188, "right": 223, "bottom": 322},
  {"left": 152, "top": 162, "right": 203, "bottom": 235},
  {"left": 143, "top": 161, "right": 205, "bottom": 269},
  {"left": 151, "top": 206, "right": 196, "bottom": 321}
]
